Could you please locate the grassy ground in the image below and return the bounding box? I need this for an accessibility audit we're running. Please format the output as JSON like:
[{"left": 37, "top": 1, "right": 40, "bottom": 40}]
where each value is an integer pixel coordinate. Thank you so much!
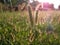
[{"left": 0, "top": 11, "right": 60, "bottom": 45}]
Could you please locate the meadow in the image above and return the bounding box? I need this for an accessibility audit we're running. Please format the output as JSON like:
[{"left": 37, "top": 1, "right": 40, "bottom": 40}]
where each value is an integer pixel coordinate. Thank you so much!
[{"left": 0, "top": 10, "right": 60, "bottom": 45}]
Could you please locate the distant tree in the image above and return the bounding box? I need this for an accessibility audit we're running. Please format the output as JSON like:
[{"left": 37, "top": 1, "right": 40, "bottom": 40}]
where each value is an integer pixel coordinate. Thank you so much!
[
  {"left": 58, "top": 5, "right": 60, "bottom": 10},
  {"left": 17, "top": 0, "right": 29, "bottom": 11},
  {"left": 0, "top": 0, "right": 30, "bottom": 11},
  {"left": 0, "top": 0, "right": 4, "bottom": 4}
]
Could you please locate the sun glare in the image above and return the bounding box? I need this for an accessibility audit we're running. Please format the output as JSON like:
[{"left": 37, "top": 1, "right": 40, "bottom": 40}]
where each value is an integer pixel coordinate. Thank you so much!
[{"left": 30, "top": 0, "right": 60, "bottom": 9}]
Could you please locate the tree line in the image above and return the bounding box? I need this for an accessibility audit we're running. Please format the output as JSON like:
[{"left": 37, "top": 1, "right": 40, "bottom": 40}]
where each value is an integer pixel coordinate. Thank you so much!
[{"left": 0, "top": 0, "right": 29, "bottom": 11}]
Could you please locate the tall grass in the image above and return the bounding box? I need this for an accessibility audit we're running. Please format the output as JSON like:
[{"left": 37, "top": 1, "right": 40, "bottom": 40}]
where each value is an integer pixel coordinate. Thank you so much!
[{"left": 0, "top": 11, "right": 60, "bottom": 45}]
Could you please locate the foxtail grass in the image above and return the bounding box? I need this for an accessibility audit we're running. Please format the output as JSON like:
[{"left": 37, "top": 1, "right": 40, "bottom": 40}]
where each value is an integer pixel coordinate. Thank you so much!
[
  {"left": 35, "top": 10, "right": 39, "bottom": 25},
  {"left": 28, "top": 5, "right": 34, "bottom": 27}
]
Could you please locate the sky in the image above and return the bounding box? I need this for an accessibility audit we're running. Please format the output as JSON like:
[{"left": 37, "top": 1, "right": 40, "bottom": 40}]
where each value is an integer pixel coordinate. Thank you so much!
[{"left": 30, "top": 0, "right": 60, "bottom": 9}]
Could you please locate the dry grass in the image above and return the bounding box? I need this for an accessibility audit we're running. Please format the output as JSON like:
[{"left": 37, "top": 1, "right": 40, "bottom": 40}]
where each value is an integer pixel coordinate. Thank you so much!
[{"left": 20, "top": 10, "right": 60, "bottom": 24}]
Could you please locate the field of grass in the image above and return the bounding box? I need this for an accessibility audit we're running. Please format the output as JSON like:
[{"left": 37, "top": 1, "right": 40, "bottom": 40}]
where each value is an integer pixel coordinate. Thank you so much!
[{"left": 0, "top": 11, "right": 60, "bottom": 45}]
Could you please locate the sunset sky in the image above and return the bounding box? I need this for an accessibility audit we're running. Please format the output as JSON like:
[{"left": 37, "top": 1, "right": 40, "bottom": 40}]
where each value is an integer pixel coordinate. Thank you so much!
[{"left": 30, "top": 0, "right": 60, "bottom": 9}]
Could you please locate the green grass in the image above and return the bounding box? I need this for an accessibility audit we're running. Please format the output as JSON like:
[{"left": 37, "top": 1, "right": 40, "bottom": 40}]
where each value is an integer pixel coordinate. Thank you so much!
[{"left": 0, "top": 11, "right": 60, "bottom": 45}]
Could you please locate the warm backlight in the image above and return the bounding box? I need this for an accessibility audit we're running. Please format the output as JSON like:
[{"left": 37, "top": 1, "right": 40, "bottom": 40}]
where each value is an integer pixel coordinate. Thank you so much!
[{"left": 30, "top": 0, "right": 60, "bottom": 9}]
